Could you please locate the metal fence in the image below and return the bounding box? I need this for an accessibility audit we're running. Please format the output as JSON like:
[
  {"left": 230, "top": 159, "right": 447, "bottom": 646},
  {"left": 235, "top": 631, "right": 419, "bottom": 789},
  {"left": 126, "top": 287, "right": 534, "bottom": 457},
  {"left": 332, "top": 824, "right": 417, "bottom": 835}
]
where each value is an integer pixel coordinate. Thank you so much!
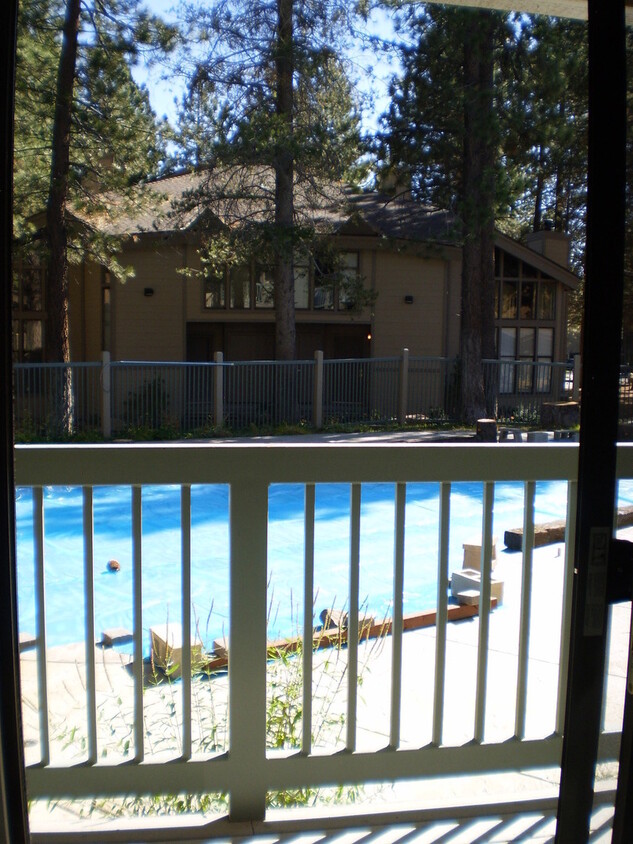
[
  {"left": 13, "top": 353, "right": 580, "bottom": 440},
  {"left": 13, "top": 362, "right": 102, "bottom": 436},
  {"left": 484, "top": 359, "right": 574, "bottom": 424}
]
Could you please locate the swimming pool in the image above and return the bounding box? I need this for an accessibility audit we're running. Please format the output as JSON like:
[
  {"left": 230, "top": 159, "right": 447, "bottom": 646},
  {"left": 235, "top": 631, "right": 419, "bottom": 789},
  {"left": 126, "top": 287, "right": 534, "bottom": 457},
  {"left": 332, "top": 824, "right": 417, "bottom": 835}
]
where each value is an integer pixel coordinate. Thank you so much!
[{"left": 16, "top": 480, "right": 633, "bottom": 653}]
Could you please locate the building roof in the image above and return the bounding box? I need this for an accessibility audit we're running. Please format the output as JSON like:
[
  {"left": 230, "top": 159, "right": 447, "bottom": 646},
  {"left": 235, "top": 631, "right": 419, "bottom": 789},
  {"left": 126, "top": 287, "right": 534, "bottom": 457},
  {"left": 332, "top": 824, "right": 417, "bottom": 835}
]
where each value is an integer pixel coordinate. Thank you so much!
[{"left": 77, "top": 168, "right": 578, "bottom": 289}]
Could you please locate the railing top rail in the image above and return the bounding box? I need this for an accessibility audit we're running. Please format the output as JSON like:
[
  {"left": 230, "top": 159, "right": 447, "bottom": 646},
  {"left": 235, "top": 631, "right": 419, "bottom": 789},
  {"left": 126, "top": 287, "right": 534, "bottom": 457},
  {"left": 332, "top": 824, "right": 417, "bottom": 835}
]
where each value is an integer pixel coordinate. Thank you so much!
[
  {"left": 324, "top": 357, "right": 400, "bottom": 364},
  {"left": 16, "top": 441, "right": 633, "bottom": 488},
  {"left": 13, "top": 361, "right": 102, "bottom": 370}
]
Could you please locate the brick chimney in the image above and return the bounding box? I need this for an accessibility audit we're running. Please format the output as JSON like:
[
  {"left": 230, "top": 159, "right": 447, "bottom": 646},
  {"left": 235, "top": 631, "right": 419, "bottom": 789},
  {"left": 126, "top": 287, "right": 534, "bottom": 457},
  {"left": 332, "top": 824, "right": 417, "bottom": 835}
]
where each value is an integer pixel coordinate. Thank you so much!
[{"left": 525, "top": 223, "right": 571, "bottom": 269}]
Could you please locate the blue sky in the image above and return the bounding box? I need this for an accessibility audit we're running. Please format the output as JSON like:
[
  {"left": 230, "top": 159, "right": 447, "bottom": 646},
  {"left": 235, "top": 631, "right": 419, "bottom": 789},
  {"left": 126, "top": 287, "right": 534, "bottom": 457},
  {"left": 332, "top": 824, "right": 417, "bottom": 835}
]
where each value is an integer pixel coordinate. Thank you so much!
[{"left": 131, "top": 2, "right": 403, "bottom": 136}]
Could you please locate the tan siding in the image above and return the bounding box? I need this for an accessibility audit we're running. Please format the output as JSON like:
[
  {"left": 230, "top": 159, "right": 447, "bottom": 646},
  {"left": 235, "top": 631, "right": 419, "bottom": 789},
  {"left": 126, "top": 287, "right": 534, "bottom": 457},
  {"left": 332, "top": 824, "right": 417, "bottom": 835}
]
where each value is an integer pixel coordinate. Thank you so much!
[
  {"left": 113, "top": 245, "right": 185, "bottom": 361},
  {"left": 371, "top": 252, "right": 447, "bottom": 357},
  {"left": 445, "top": 259, "right": 462, "bottom": 358},
  {"left": 83, "top": 262, "right": 104, "bottom": 361},
  {"left": 185, "top": 250, "right": 205, "bottom": 320}
]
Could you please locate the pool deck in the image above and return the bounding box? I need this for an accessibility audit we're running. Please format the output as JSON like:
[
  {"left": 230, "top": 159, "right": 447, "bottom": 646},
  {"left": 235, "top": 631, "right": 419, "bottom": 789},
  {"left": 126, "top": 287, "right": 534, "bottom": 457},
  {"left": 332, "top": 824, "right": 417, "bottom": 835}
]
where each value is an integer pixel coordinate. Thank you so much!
[{"left": 22, "top": 524, "right": 630, "bottom": 838}]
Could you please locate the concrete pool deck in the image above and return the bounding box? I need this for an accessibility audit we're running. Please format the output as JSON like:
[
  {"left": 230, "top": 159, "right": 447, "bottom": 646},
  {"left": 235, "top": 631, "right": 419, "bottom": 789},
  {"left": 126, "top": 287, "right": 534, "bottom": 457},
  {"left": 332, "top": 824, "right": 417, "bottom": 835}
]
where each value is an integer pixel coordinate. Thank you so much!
[{"left": 21, "top": 527, "right": 629, "bottom": 832}]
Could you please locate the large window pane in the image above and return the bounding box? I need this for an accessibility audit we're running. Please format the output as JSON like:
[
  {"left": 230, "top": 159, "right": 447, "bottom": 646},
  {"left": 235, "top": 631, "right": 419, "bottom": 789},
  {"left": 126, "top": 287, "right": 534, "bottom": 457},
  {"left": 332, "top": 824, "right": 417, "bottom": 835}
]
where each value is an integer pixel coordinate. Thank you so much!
[
  {"left": 23, "top": 320, "right": 43, "bottom": 363},
  {"left": 503, "top": 252, "right": 520, "bottom": 278},
  {"left": 204, "top": 275, "right": 225, "bottom": 309},
  {"left": 231, "top": 266, "right": 251, "bottom": 308},
  {"left": 501, "top": 281, "right": 518, "bottom": 318},
  {"left": 520, "top": 282, "right": 536, "bottom": 319},
  {"left": 338, "top": 251, "right": 359, "bottom": 310},
  {"left": 295, "top": 263, "right": 309, "bottom": 309},
  {"left": 255, "top": 269, "right": 274, "bottom": 308},
  {"left": 538, "top": 282, "right": 556, "bottom": 320},
  {"left": 519, "top": 327, "right": 535, "bottom": 357},
  {"left": 537, "top": 327, "right": 554, "bottom": 358},
  {"left": 499, "top": 327, "right": 516, "bottom": 358},
  {"left": 22, "top": 267, "right": 43, "bottom": 311}
]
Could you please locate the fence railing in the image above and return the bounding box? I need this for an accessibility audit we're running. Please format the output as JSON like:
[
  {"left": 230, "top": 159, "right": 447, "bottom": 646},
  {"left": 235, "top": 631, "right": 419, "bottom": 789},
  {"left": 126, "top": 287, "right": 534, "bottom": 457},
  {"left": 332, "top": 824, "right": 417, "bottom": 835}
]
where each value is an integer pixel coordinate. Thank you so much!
[
  {"left": 15, "top": 441, "right": 628, "bottom": 827},
  {"left": 13, "top": 352, "right": 580, "bottom": 439}
]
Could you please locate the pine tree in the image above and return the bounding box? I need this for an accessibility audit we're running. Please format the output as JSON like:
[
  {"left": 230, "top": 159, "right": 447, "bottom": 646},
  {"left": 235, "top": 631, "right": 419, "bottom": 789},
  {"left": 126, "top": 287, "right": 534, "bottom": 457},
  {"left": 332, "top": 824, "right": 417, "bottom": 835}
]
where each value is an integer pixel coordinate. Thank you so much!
[
  {"left": 174, "top": 0, "right": 364, "bottom": 360},
  {"left": 14, "top": 0, "right": 176, "bottom": 432},
  {"left": 378, "top": 4, "right": 513, "bottom": 421}
]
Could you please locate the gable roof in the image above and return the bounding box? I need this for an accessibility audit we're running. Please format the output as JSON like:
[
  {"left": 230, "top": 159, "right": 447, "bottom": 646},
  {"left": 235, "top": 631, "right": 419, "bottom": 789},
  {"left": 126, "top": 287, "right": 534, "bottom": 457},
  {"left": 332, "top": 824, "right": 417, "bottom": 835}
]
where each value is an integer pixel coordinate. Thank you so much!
[
  {"left": 493, "top": 231, "right": 579, "bottom": 290},
  {"left": 73, "top": 168, "right": 579, "bottom": 289}
]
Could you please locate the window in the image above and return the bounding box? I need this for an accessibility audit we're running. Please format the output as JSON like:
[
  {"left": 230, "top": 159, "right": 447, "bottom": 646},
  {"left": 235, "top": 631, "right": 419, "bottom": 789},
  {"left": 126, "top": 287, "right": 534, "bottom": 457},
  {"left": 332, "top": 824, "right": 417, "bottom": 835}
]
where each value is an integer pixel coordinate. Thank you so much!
[
  {"left": 519, "top": 282, "right": 536, "bottom": 319},
  {"left": 495, "top": 249, "right": 558, "bottom": 394},
  {"left": 12, "top": 259, "right": 45, "bottom": 362},
  {"left": 501, "top": 281, "right": 518, "bottom": 318},
  {"left": 538, "top": 282, "right": 556, "bottom": 320},
  {"left": 255, "top": 268, "right": 274, "bottom": 308},
  {"left": 313, "top": 250, "right": 359, "bottom": 311},
  {"left": 200, "top": 250, "right": 362, "bottom": 313},
  {"left": 204, "top": 274, "right": 226, "bottom": 309},
  {"left": 338, "top": 252, "right": 360, "bottom": 310},
  {"left": 295, "top": 258, "right": 309, "bottom": 309},
  {"left": 313, "top": 254, "right": 335, "bottom": 311},
  {"left": 230, "top": 266, "right": 250, "bottom": 309}
]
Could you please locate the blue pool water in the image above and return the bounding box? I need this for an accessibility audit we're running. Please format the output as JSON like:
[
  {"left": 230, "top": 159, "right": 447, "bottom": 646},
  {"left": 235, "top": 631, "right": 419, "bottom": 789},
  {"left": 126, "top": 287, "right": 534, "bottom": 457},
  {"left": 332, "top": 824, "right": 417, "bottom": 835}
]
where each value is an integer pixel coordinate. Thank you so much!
[{"left": 15, "top": 480, "right": 633, "bottom": 654}]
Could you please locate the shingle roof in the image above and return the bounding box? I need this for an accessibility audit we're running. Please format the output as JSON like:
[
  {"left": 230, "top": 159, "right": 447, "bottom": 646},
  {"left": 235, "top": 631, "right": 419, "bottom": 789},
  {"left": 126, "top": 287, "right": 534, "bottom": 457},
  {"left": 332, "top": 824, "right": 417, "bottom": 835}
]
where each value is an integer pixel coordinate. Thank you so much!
[{"left": 78, "top": 168, "right": 577, "bottom": 287}]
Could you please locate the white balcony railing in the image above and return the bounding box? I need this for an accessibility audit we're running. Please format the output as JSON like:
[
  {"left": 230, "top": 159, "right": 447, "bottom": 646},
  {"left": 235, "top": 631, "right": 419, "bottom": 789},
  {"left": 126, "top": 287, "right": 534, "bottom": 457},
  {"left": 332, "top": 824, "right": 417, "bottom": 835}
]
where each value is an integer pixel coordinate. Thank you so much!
[{"left": 14, "top": 442, "right": 631, "bottom": 826}]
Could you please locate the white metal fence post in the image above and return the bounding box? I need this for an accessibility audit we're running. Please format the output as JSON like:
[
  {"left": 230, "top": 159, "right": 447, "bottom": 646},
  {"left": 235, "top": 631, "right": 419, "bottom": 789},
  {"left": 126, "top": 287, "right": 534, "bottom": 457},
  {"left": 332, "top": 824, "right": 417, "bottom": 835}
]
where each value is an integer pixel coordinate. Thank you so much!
[
  {"left": 214, "top": 351, "right": 224, "bottom": 428},
  {"left": 398, "top": 348, "right": 409, "bottom": 426},
  {"left": 101, "top": 351, "right": 111, "bottom": 439},
  {"left": 313, "top": 350, "right": 323, "bottom": 428}
]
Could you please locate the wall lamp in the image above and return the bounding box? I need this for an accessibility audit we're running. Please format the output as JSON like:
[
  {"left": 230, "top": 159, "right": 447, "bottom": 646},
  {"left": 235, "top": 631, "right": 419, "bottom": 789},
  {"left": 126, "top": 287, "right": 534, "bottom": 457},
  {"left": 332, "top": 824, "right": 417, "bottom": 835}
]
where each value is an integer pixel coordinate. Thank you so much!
[
  {"left": 144, "top": 287, "right": 154, "bottom": 297},
  {"left": 404, "top": 295, "right": 414, "bottom": 304}
]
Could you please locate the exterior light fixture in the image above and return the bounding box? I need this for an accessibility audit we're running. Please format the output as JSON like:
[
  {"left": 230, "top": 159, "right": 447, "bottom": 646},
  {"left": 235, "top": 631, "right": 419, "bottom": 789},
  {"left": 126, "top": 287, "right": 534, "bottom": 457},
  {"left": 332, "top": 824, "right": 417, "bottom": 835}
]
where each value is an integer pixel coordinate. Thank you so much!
[
  {"left": 404, "top": 295, "right": 414, "bottom": 304},
  {"left": 144, "top": 287, "right": 154, "bottom": 297}
]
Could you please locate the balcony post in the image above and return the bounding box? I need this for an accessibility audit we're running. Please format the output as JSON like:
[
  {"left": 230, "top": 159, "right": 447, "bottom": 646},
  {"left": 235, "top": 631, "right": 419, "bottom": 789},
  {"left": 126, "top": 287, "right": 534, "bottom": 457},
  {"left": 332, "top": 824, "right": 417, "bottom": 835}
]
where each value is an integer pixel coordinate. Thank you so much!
[
  {"left": 214, "top": 351, "right": 224, "bottom": 429},
  {"left": 398, "top": 348, "right": 409, "bottom": 426},
  {"left": 101, "top": 351, "right": 111, "bottom": 439},
  {"left": 313, "top": 350, "right": 323, "bottom": 429},
  {"left": 228, "top": 478, "right": 268, "bottom": 821}
]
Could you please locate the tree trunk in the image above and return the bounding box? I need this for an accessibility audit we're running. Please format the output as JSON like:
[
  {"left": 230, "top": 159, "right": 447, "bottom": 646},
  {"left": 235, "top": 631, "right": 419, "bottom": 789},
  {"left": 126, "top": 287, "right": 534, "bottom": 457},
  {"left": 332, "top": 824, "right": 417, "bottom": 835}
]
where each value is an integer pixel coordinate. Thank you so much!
[
  {"left": 273, "top": 0, "right": 296, "bottom": 362},
  {"left": 459, "top": 10, "right": 497, "bottom": 424},
  {"left": 45, "top": 0, "right": 80, "bottom": 434},
  {"left": 533, "top": 146, "right": 544, "bottom": 231}
]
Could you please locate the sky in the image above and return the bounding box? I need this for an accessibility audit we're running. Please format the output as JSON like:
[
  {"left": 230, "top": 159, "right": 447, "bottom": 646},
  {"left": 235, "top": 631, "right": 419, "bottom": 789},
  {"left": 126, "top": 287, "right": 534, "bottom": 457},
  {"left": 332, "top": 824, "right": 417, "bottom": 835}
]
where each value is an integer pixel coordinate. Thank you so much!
[{"left": 130, "top": 2, "right": 403, "bottom": 137}]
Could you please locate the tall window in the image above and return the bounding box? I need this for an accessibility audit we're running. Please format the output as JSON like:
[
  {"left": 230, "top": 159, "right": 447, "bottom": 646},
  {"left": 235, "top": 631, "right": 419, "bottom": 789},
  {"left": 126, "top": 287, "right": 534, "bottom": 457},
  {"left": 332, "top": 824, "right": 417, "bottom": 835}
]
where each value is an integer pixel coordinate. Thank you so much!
[
  {"left": 13, "top": 259, "right": 45, "bottom": 362},
  {"left": 495, "top": 248, "right": 557, "bottom": 394}
]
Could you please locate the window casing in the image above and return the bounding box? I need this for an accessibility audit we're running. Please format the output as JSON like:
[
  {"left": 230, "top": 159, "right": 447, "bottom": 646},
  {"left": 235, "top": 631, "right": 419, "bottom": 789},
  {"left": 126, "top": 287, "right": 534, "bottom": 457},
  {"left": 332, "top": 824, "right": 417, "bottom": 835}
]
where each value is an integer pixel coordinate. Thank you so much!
[
  {"left": 13, "top": 260, "right": 45, "bottom": 362},
  {"left": 495, "top": 248, "right": 557, "bottom": 394}
]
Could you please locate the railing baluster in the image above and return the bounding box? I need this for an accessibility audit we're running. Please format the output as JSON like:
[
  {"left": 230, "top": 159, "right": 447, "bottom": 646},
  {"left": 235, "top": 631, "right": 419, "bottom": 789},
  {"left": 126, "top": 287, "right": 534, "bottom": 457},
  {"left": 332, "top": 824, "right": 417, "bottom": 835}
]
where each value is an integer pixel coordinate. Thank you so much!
[
  {"left": 515, "top": 480, "right": 536, "bottom": 739},
  {"left": 83, "top": 486, "right": 97, "bottom": 764},
  {"left": 229, "top": 478, "right": 268, "bottom": 821},
  {"left": 557, "top": 480, "right": 578, "bottom": 734},
  {"left": 181, "top": 484, "right": 192, "bottom": 761},
  {"left": 433, "top": 482, "right": 451, "bottom": 746},
  {"left": 132, "top": 485, "right": 144, "bottom": 762},
  {"left": 302, "top": 483, "right": 315, "bottom": 756},
  {"left": 390, "top": 482, "right": 406, "bottom": 748},
  {"left": 33, "top": 486, "right": 50, "bottom": 765},
  {"left": 346, "top": 483, "right": 361, "bottom": 752},
  {"left": 474, "top": 481, "right": 495, "bottom": 743}
]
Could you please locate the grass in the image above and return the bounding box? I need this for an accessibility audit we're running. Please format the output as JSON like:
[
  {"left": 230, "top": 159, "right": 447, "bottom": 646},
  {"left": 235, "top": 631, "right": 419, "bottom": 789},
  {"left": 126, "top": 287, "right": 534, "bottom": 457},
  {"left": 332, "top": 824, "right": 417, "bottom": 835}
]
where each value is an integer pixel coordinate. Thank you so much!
[{"left": 34, "top": 608, "right": 387, "bottom": 820}]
